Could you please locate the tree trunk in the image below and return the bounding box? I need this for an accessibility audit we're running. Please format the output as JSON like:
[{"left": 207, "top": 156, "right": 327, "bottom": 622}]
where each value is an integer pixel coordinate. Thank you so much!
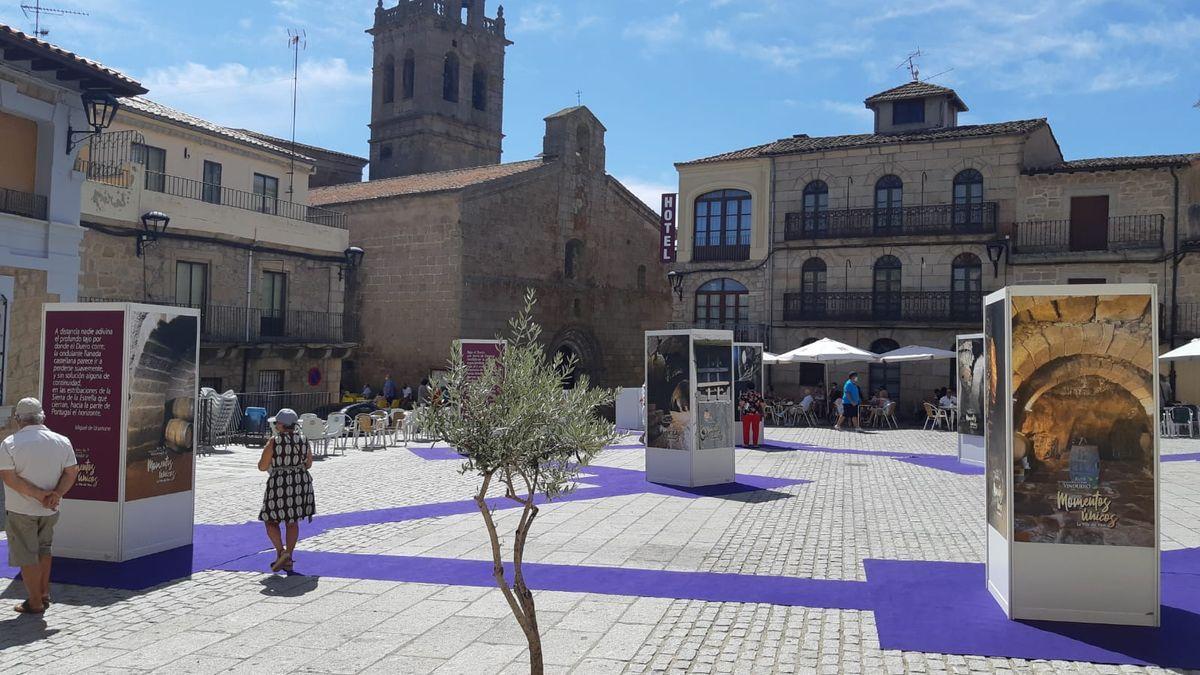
[{"left": 525, "top": 630, "right": 544, "bottom": 675}]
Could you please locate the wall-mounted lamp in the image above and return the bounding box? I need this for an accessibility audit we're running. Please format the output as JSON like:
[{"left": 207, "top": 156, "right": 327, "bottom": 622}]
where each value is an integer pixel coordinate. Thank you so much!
[
  {"left": 667, "top": 270, "right": 684, "bottom": 301},
  {"left": 136, "top": 211, "right": 170, "bottom": 257},
  {"left": 985, "top": 238, "right": 1008, "bottom": 279},
  {"left": 338, "top": 246, "right": 365, "bottom": 281},
  {"left": 67, "top": 90, "right": 120, "bottom": 155}
]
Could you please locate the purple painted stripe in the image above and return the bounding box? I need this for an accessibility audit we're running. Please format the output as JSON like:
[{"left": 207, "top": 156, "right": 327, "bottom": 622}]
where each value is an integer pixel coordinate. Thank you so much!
[
  {"left": 894, "top": 455, "right": 985, "bottom": 475},
  {"left": 216, "top": 550, "right": 874, "bottom": 610},
  {"left": 1162, "top": 452, "right": 1200, "bottom": 462}
]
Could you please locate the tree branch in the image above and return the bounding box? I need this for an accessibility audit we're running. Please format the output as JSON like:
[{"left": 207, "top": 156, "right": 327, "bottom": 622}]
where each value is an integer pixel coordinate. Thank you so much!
[{"left": 475, "top": 470, "right": 530, "bottom": 633}]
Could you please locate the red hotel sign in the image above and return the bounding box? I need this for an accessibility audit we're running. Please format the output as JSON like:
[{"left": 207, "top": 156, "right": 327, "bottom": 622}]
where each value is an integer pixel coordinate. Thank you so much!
[{"left": 659, "top": 193, "right": 677, "bottom": 263}]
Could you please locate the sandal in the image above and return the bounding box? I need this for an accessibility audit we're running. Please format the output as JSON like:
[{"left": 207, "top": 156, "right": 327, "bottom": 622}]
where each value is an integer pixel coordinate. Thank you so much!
[
  {"left": 14, "top": 600, "right": 44, "bottom": 614},
  {"left": 270, "top": 551, "right": 292, "bottom": 573}
]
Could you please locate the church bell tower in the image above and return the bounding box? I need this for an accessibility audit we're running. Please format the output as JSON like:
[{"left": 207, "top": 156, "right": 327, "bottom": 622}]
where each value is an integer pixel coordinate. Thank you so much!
[{"left": 368, "top": 0, "right": 511, "bottom": 179}]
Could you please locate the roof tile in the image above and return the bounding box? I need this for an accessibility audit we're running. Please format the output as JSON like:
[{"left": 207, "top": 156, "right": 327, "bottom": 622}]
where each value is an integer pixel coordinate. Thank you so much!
[
  {"left": 309, "top": 160, "right": 546, "bottom": 206},
  {"left": 0, "top": 23, "right": 144, "bottom": 95},
  {"left": 1024, "top": 154, "right": 1199, "bottom": 174},
  {"left": 120, "top": 97, "right": 313, "bottom": 162},
  {"left": 864, "top": 80, "right": 967, "bottom": 110}
]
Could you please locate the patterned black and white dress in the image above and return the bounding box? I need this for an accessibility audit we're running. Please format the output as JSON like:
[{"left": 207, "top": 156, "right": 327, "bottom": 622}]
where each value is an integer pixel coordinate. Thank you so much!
[{"left": 259, "top": 430, "right": 316, "bottom": 523}]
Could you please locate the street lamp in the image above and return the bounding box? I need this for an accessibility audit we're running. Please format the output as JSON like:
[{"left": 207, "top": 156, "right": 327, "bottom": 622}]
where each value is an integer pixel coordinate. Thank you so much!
[
  {"left": 136, "top": 211, "right": 170, "bottom": 257},
  {"left": 339, "top": 246, "right": 365, "bottom": 281},
  {"left": 667, "top": 270, "right": 684, "bottom": 301},
  {"left": 985, "top": 238, "right": 1008, "bottom": 279},
  {"left": 67, "top": 90, "right": 121, "bottom": 155}
]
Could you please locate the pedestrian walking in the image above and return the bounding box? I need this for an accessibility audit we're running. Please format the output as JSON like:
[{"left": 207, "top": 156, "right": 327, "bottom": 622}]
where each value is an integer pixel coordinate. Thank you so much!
[
  {"left": 257, "top": 408, "right": 315, "bottom": 574},
  {"left": 417, "top": 378, "right": 432, "bottom": 406},
  {"left": 0, "top": 398, "right": 80, "bottom": 614},
  {"left": 836, "top": 372, "right": 863, "bottom": 432},
  {"left": 739, "top": 384, "right": 765, "bottom": 448},
  {"left": 383, "top": 374, "right": 398, "bottom": 408}
]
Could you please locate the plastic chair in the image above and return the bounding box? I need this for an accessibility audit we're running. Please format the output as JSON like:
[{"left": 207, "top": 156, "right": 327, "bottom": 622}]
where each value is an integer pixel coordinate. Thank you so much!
[
  {"left": 354, "top": 413, "right": 375, "bottom": 449},
  {"left": 390, "top": 410, "right": 408, "bottom": 444},
  {"left": 923, "top": 402, "right": 950, "bottom": 430},
  {"left": 1169, "top": 406, "right": 1196, "bottom": 438},
  {"left": 879, "top": 401, "right": 899, "bottom": 429},
  {"left": 299, "top": 416, "right": 328, "bottom": 457},
  {"left": 325, "top": 413, "right": 348, "bottom": 455},
  {"left": 370, "top": 411, "right": 391, "bottom": 446}
]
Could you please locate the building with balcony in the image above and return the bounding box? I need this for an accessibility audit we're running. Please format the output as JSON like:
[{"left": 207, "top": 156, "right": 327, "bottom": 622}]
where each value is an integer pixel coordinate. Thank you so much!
[
  {"left": 0, "top": 25, "right": 146, "bottom": 426},
  {"left": 670, "top": 79, "right": 1200, "bottom": 415},
  {"left": 76, "top": 96, "right": 356, "bottom": 396}
]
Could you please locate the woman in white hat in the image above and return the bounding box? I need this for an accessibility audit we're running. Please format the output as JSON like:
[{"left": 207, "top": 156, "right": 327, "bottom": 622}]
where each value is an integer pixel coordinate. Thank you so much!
[{"left": 257, "top": 408, "right": 315, "bottom": 573}]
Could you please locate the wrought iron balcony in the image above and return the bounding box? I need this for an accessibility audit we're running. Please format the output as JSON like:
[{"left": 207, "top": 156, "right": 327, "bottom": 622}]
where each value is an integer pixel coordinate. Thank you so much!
[
  {"left": 0, "top": 186, "right": 48, "bottom": 221},
  {"left": 138, "top": 171, "right": 348, "bottom": 230},
  {"left": 784, "top": 202, "right": 997, "bottom": 240},
  {"left": 692, "top": 243, "right": 751, "bottom": 262},
  {"left": 783, "top": 291, "right": 982, "bottom": 324},
  {"left": 79, "top": 298, "right": 357, "bottom": 344},
  {"left": 1011, "top": 214, "right": 1163, "bottom": 255},
  {"left": 668, "top": 320, "right": 770, "bottom": 347}
]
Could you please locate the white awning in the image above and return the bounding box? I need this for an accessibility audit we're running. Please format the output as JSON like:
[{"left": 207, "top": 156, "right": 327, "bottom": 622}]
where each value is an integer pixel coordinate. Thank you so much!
[
  {"left": 776, "top": 338, "right": 878, "bottom": 364},
  {"left": 1159, "top": 338, "right": 1200, "bottom": 360},
  {"left": 878, "top": 345, "right": 958, "bottom": 363}
]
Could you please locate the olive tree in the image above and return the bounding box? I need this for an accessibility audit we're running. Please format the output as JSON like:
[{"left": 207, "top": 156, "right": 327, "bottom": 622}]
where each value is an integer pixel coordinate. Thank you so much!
[{"left": 426, "top": 291, "right": 616, "bottom": 674}]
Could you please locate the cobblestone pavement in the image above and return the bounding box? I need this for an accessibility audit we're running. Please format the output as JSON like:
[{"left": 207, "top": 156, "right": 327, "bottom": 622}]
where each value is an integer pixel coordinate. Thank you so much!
[{"left": 1, "top": 428, "right": 1198, "bottom": 674}]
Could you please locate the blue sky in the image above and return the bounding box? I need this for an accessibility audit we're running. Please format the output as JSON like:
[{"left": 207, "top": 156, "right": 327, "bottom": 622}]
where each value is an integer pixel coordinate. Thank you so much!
[{"left": 3, "top": 0, "right": 1197, "bottom": 207}]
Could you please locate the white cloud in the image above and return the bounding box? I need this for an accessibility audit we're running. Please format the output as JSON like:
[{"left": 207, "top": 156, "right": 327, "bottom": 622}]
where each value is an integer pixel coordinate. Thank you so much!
[
  {"left": 818, "top": 100, "right": 874, "bottom": 125},
  {"left": 140, "top": 58, "right": 369, "bottom": 141},
  {"left": 624, "top": 13, "right": 683, "bottom": 50},
  {"left": 1087, "top": 62, "right": 1176, "bottom": 93},
  {"left": 618, "top": 176, "right": 677, "bottom": 214}
]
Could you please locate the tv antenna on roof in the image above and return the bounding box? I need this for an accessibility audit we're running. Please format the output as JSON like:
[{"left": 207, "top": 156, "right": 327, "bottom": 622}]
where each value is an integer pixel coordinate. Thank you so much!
[
  {"left": 20, "top": 1, "right": 88, "bottom": 37},
  {"left": 898, "top": 48, "right": 923, "bottom": 82},
  {"left": 286, "top": 28, "right": 307, "bottom": 199}
]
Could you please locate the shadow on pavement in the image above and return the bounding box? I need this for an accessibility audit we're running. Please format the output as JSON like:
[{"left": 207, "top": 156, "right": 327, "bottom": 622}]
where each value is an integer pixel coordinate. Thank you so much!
[{"left": 259, "top": 573, "right": 321, "bottom": 598}]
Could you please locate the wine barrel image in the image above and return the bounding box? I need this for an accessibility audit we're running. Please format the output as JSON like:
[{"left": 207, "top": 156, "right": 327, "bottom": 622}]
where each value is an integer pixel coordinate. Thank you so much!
[
  {"left": 165, "top": 418, "right": 193, "bottom": 452},
  {"left": 171, "top": 397, "right": 195, "bottom": 422}
]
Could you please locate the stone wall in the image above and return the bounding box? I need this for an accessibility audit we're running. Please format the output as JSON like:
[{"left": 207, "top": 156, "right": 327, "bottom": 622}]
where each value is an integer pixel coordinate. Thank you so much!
[{"left": 0, "top": 267, "right": 57, "bottom": 407}]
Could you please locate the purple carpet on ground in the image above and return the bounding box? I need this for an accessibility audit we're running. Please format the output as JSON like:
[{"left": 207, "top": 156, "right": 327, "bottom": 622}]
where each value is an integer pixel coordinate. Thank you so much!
[
  {"left": 867, "top": 558, "right": 1200, "bottom": 669},
  {"left": 406, "top": 445, "right": 463, "bottom": 461},
  {"left": 759, "top": 439, "right": 983, "bottom": 475},
  {"left": 1162, "top": 452, "right": 1200, "bottom": 462},
  {"left": 893, "top": 455, "right": 985, "bottom": 475},
  {"left": 216, "top": 550, "right": 875, "bottom": 610}
]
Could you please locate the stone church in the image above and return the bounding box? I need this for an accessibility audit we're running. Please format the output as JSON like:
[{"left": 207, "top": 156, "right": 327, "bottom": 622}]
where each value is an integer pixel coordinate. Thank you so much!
[{"left": 311, "top": 0, "right": 671, "bottom": 390}]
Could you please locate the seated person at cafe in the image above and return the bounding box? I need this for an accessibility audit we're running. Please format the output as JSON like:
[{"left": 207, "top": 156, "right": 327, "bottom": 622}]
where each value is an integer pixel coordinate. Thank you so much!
[{"left": 939, "top": 389, "right": 957, "bottom": 408}]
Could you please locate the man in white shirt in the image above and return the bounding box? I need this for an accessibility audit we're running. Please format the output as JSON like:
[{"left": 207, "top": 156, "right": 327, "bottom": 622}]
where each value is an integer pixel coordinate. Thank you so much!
[{"left": 0, "top": 398, "right": 79, "bottom": 615}]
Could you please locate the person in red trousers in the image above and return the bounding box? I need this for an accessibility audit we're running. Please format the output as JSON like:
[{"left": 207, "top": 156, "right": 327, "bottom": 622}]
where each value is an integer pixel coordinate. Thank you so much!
[{"left": 739, "top": 384, "right": 765, "bottom": 448}]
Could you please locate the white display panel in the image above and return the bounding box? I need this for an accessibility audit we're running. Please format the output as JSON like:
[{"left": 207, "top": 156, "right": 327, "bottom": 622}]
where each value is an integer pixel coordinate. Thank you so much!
[
  {"left": 984, "top": 286, "right": 1160, "bottom": 626},
  {"left": 957, "top": 333, "right": 985, "bottom": 466}
]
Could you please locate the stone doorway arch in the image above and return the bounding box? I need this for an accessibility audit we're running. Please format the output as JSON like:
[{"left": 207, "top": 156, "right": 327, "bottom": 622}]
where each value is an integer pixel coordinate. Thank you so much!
[{"left": 548, "top": 327, "right": 603, "bottom": 389}]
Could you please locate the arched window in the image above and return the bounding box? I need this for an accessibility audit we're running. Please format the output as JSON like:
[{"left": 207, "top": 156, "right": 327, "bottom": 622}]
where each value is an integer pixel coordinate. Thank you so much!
[
  {"left": 869, "top": 338, "right": 901, "bottom": 402},
  {"left": 873, "top": 255, "right": 902, "bottom": 319},
  {"left": 952, "top": 169, "right": 985, "bottom": 228},
  {"left": 565, "top": 239, "right": 583, "bottom": 279},
  {"left": 695, "top": 278, "right": 748, "bottom": 327},
  {"left": 382, "top": 56, "right": 396, "bottom": 103},
  {"left": 442, "top": 52, "right": 460, "bottom": 102},
  {"left": 693, "top": 189, "right": 752, "bottom": 261},
  {"left": 951, "top": 252, "right": 983, "bottom": 321},
  {"left": 402, "top": 50, "right": 415, "bottom": 99},
  {"left": 472, "top": 64, "right": 487, "bottom": 111},
  {"left": 874, "top": 175, "right": 903, "bottom": 231},
  {"left": 800, "top": 258, "right": 827, "bottom": 318},
  {"left": 801, "top": 180, "right": 829, "bottom": 235},
  {"left": 637, "top": 265, "right": 647, "bottom": 291}
]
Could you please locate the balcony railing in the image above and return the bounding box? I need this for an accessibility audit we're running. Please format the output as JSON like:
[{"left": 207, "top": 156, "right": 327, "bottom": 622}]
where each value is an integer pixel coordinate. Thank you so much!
[
  {"left": 79, "top": 298, "right": 357, "bottom": 344},
  {"left": 1011, "top": 214, "right": 1163, "bottom": 255},
  {"left": 784, "top": 202, "right": 997, "bottom": 240},
  {"left": 783, "top": 291, "right": 982, "bottom": 323},
  {"left": 138, "top": 171, "right": 347, "bottom": 230},
  {"left": 692, "top": 242, "right": 751, "bottom": 262},
  {"left": 669, "top": 320, "right": 770, "bottom": 347},
  {"left": 0, "top": 186, "right": 48, "bottom": 220}
]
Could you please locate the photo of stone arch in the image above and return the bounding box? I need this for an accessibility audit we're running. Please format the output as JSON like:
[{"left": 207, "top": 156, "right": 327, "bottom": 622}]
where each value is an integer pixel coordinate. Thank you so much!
[
  {"left": 646, "top": 334, "right": 691, "bottom": 451},
  {"left": 1010, "top": 293, "right": 1155, "bottom": 547}
]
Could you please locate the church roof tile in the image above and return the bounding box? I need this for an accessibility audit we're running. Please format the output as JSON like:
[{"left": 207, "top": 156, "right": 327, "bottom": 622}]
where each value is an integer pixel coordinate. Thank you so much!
[{"left": 309, "top": 159, "right": 546, "bottom": 206}]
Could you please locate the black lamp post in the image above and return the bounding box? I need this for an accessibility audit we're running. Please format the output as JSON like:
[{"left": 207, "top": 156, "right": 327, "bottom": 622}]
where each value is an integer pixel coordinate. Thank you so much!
[
  {"left": 339, "top": 246, "right": 365, "bottom": 281},
  {"left": 985, "top": 238, "right": 1008, "bottom": 279},
  {"left": 67, "top": 90, "right": 121, "bottom": 155},
  {"left": 137, "top": 211, "right": 170, "bottom": 257},
  {"left": 667, "top": 270, "right": 684, "bottom": 301}
]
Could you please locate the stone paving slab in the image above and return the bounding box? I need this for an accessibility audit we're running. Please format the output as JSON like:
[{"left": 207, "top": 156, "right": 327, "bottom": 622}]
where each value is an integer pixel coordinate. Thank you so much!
[{"left": 0, "top": 428, "right": 1197, "bottom": 673}]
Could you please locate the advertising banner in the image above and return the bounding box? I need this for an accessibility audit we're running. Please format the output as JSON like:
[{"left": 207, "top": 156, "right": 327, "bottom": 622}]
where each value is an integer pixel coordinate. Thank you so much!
[
  {"left": 646, "top": 334, "right": 691, "bottom": 450},
  {"left": 1009, "top": 294, "right": 1155, "bottom": 547},
  {"left": 458, "top": 340, "right": 505, "bottom": 383},
  {"left": 124, "top": 311, "right": 199, "bottom": 501},
  {"left": 732, "top": 343, "right": 763, "bottom": 422},
  {"left": 985, "top": 301, "right": 1008, "bottom": 540},
  {"left": 957, "top": 336, "right": 985, "bottom": 437},
  {"left": 694, "top": 342, "right": 733, "bottom": 450},
  {"left": 42, "top": 309, "right": 125, "bottom": 502}
]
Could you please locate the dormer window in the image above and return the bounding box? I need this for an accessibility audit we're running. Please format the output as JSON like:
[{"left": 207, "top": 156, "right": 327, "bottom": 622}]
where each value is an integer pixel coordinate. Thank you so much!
[{"left": 892, "top": 98, "right": 924, "bottom": 125}]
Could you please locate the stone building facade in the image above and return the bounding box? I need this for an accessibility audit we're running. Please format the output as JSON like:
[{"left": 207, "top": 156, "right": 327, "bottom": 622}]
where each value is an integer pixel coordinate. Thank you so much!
[
  {"left": 312, "top": 106, "right": 672, "bottom": 391},
  {"left": 671, "top": 80, "right": 1199, "bottom": 416},
  {"left": 0, "top": 25, "right": 146, "bottom": 428},
  {"left": 77, "top": 96, "right": 355, "bottom": 398},
  {"left": 367, "top": 0, "right": 509, "bottom": 179}
]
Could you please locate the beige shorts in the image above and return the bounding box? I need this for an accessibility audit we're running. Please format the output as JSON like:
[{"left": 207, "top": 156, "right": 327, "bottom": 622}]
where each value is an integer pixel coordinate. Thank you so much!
[{"left": 5, "top": 511, "right": 59, "bottom": 567}]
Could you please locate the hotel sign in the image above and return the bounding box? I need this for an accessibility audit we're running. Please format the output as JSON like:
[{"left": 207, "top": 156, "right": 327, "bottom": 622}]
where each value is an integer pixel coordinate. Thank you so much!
[{"left": 660, "top": 193, "right": 677, "bottom": 263}]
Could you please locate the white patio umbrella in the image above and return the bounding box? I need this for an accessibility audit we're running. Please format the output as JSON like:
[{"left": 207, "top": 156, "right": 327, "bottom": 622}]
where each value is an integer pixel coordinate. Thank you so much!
[
  {"left": 775, "top": 338, "right": 878, "bottom": 396},
  {"left": 1159, "top": 338, "right": 1200, "bottom": 360},
  {"left": 878, "top": 345, "right": 958, "bottom": 363},
  {"left": 762, "top": 351, "right": 784, "bottom": 365}
]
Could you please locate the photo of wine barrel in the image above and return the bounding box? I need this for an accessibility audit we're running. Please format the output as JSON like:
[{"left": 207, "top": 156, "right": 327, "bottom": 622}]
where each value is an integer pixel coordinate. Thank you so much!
[
  {"left": 170, "top": 396, "right": 195, "bottom": 422},
  {"left": 165, "top": 418, "right": 193, "bottom": 453}
]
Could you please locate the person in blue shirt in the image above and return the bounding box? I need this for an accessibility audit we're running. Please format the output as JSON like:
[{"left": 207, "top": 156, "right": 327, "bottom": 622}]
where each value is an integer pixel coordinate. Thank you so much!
[
  {"left": 382, "top": 374, "right": 398, "bottom": 407},
  {"left": 836, "top": 372, "right": 863, "bottom": 432}
]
